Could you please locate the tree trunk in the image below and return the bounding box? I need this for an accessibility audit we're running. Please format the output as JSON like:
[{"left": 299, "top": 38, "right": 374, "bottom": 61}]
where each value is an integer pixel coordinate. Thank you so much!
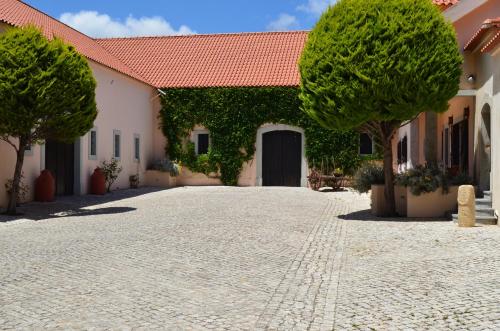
[
  {"left": 6, "top": 138, "right": 27, "bottom": 215},
  {"left": 380, "top": 122, "right": 398, "bottom": 217},
  {"left": 382, "top": 139, "right": 396, "bottom": 216}
]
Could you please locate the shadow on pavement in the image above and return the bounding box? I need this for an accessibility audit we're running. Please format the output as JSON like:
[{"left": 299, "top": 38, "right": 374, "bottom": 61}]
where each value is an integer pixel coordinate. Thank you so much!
[
  {"left": 0, "top": 187, "right": 167, "bottom": 223},
  {"left": 338, "top": 209, "right": 449, "bottom": 222}
]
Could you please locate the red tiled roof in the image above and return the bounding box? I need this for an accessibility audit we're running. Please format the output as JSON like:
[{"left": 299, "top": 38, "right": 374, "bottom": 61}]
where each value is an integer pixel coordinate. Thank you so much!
[
  {"left": 464, "top": 18, "right": 500, "bottom": 53},
  {"left": 0, "top": 0, "right": 151, "bottom": 85},
  {"left": 432, "top": 0, "right": 460, "bottom": 10},
  {"left": 96, "top": 31, "right": 308, "bottom": 88}
]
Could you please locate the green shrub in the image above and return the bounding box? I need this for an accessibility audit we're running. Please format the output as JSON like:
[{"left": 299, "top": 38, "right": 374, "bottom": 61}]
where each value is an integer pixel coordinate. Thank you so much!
[
  {"left": 149, "top": 159, "right": 181, "bottom": 177},
  {"left": 396, "top": 164, "right": 472, "bottom": 196},
  {"left": 101, "top": 159, "right": 123, "bottom": 192},
  {"left": 353, "top": 162, "right": 384, "bottom": 193},
  {"left": 160, "top": 87, "right": 361, "bottom": 185}
]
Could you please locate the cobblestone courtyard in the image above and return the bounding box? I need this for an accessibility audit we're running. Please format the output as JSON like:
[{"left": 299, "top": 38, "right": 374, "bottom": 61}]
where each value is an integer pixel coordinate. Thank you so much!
[{"left": 1, "top": 187, "right": 499, "bottom": 330}]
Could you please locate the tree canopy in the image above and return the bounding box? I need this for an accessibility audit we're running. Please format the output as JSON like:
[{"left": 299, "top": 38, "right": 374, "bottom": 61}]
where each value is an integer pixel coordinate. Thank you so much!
[
  {"left": 299, "top": 0, "right": 462, "bottom": 131},
  {"left": 0, "top": 26, "right": 97, "bottom": 145},
  {"left": 0, "top": 26, "right": 97, "bottom": 214},
  {"left": 299, "top": 0, "right": 462, "bottom": 215}
]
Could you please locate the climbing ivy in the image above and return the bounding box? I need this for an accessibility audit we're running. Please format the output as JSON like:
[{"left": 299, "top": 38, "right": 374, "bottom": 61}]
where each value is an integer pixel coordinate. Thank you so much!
[{"left": 160, "top": 87, "right": 361, "bottom": 185}]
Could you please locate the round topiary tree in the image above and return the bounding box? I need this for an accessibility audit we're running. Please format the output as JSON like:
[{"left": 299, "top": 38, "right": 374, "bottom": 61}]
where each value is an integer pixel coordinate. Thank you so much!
[
  {"left": 0, "top": 26, "right": 97, "bottom": 215},
  {"left": 299, "top": 0, "right": 462, "bottom": 216}
]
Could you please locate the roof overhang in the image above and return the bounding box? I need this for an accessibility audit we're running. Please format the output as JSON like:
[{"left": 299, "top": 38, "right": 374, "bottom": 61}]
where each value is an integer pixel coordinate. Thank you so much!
[
  {"left": 456, "top": 89, "right": 477, "bottom": 96},
  {"left": 444, "top": 0, "right": 488, "bottom": 22},
  {"left": 464, "top": 18, "right": 500, "bottom": 53}
]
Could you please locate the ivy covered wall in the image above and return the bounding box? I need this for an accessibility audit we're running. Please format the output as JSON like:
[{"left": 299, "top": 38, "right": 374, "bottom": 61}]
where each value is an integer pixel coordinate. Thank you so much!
[{"left": 160, "top": 87, "right": 360, "bottom": 185}]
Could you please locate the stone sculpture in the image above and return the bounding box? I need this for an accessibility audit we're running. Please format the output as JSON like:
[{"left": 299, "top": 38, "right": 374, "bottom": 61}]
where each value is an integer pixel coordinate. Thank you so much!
[{"left": 457, "top": 185, "right": 475, "bottom": 227}]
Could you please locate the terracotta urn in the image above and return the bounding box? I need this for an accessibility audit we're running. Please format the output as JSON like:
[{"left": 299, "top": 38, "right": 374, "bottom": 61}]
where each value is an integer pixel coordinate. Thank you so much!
[
  {"left": 90, "top": 167, "right": 106, "bottom": 195},
  {"left": 35, "top": 169, "right": 55, "bottom": 202}
]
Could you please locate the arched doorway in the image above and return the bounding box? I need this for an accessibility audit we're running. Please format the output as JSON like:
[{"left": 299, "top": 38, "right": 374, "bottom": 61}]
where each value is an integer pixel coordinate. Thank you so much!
[
  {"left": 479, "top": 104, "right": 491, "bottom": 191},
  {"left": 256, "top": 125, "right": 307, "bottom": 187},
  {"left": 262, "top": 130, "right": 302, "bottom": 186}
]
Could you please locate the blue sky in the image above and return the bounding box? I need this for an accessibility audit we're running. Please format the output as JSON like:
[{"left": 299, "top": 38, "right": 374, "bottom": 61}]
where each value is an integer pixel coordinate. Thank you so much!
[{"left": 23, "top": 0, "right": 336, "bottom": 37}]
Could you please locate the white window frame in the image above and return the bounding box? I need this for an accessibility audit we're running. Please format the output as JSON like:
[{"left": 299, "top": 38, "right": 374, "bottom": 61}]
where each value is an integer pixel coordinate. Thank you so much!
[
  {"left": 24, "top": 144, "right": 34, "bottom": 156},
  {"left": 113, "top": 129, "right": 121, "bottom": 160},
  {"left": 133, "top": 134, "right": 140, "bottom": 162},
  {"left": 88, "top": 127, "right": 98, "bottom": 160},
  {"left": 359, "top": 133, "right": 375, "bottom": 156},
  {"left": 191, "top": 129, "right": 210, "bottom": 155}
]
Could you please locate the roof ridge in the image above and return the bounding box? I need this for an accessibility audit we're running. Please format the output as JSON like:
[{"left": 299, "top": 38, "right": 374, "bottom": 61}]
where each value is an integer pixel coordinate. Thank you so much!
[
  {"left": 95, "top": 30, "right": 310, "bottom": 42},
  {"left": 18, "top": 0, "right": 97, "bottom": 41},
  {"left": 6, "top": 0, "right": 153, "bottom": 87}
]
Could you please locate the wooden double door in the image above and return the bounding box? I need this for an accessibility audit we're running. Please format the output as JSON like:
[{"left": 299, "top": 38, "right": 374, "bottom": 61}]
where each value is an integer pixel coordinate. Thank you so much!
[
  {"left": 45, "top": 140, "right": 75, "bottom": 196},
  {"left": 262, "top": 130, "right": 302, "bottom": 187}
]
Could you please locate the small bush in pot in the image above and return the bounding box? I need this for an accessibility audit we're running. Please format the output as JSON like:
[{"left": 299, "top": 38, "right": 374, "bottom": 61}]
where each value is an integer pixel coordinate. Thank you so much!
[
  {"left": 5, "top": 172, "right": 29, "bottom": 205},
  {"left": 149, "top": 159, "right": 181, "bottom": 177},
  {"left": 101, "top": 159, "right": 123, "bottom": 193},
  {"left": 396, "top": 164, "right": 473, "bottom": 196},
  {"left": 353, "top": 162, "right": 384, "bottom": 193},
  {"left": 129, "top": 174, "right": 140, "bottom": 189}
]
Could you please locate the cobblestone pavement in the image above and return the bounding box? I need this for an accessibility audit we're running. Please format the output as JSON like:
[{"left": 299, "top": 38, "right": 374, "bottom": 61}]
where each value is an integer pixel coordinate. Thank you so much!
[{"left": 1, "top": 187, "right": 499, "bottom": 330}]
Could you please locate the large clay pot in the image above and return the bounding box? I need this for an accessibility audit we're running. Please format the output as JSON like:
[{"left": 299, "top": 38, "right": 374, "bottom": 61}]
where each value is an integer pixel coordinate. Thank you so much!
[
  {"left": 35, "top": 170, "right": 55, "bottom": 202},
  {"left": 90, "top": 167, "right": 106, "bottom": 195}
]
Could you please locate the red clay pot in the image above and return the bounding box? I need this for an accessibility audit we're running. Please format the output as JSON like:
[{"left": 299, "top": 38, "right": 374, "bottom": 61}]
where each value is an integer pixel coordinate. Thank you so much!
[
  {"left": 90, "top": 167, "right": 106, "bottom": 195},
  {"left": 35, "top": 170, "right": 55, "bottom": 202}
]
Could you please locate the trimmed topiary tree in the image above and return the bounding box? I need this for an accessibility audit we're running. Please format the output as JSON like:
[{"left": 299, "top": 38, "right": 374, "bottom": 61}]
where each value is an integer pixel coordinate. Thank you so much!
[
  {"left": 299, "top": 0, "right": 462, "bottom": 215},
  {"left": 0, "top": 26, "right": 97, "bottom": 215}
]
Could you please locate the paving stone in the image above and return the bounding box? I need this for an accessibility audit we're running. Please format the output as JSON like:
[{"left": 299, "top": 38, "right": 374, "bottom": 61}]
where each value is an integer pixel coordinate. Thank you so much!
[{"left": 0, "top": 187, "right": 499, "bottom": 330}]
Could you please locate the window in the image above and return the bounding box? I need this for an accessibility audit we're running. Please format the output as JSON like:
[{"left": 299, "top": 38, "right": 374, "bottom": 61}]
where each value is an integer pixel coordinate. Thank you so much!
[
  {"left": 89, "top": 128, "right": 97, "bottom": 160},
  {"left": 401, "top": 136, "right": 408, "bottom": 163},
  {"left": 197, "top": 133, "right": 209, "bottom": 155},
  {"left": 24, "top": 144, "right": 33, "bottom": 156},
  {"left": 134, "top": 134, "right": 140, "bottom": 162},
  {"left": 444, "top": 128, "right": 449, "bottom": 167},
  {"left": 397, "top": 136, "right": 408, "bottom": 164},
  {"left": 359, "top": 133, "right": 373, "bottom": 155},
  {"left": 113, "top": 130, "right": 121, "bottom": 159}
]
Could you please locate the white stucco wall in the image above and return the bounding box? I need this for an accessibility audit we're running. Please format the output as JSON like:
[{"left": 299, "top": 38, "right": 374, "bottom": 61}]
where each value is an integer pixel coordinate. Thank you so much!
[
  {"left": 474, "top": 50, "right": 500, "bottom": 212},
  {"left": 175, "top": 123, "right": 308, "bottom": 187},
  {"left": 0, "top": 23, "right": 42, "bottom": 207},
  {"left": 0, "top": 22, "right": 9, "bottom": 32},
  {"left": 80, "top": 61, "right": 156, "bottom": 193},
  {"left": 0, "top": 141, "right": 43, "bottom": 208},
  {"left": 0, "top": 57, "right": 157, "bottom": 208}
]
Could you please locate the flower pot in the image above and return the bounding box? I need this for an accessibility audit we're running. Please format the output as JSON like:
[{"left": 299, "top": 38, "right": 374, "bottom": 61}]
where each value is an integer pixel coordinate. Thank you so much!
[
  {"left": 35, "top": 170, "right": 55, "bottom": 202},
  {"left": 90, "top": 168, "right": 106, "bottom": 195},
  {"left": 129, "top": 175, "right": 140, "bottom": 189}
]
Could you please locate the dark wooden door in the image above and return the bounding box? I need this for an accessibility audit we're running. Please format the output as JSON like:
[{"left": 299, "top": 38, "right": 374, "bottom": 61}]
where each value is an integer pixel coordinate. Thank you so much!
[
  {"left": 262, "top": 131, "right": 302, "bottom": 187},
  {"left": 45, "top": 140, "right": 75, "bottom": 196}
]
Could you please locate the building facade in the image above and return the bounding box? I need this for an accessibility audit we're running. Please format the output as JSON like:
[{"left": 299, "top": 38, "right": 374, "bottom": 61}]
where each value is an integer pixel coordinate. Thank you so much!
[{"left": 395, "top": 0, "right": 500, "bottom": 217}]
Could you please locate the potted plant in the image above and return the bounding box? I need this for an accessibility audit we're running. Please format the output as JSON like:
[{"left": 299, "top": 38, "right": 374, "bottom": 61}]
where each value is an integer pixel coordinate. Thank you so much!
[
  {"left": 144, "top": 159, "right": 180, "bottom": 188},
  {"left": 5, "top": 172, "right": 30, "bottom": 207},
  {"left": 352, "top": 162, "right": 386, "bottom": 215},
  {"left": 129, "top": 174, "right": 140, "bottom": 189},
  {"left": 101, "top": 159, "right": 123, "bottom": 193}
]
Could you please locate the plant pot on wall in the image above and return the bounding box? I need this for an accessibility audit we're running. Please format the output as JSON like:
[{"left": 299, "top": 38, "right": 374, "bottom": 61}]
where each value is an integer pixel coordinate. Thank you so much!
[{"left": 35, "top": 170, "right": 55, "bottom": 202}]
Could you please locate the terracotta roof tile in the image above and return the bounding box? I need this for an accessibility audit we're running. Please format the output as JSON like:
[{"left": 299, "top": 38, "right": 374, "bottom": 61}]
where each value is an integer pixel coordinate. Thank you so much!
[
  {"left": 432, "top": 0, "right": 460, "bottom": 10},
  {"left": 464, "top": 17, "right": 500, "bottom": 53},
  {"left": 0, "top": 0, "right": 151, "bottom": 85},
  {"left": 97, "top": 31, "right": 308, "bottom": 88}
]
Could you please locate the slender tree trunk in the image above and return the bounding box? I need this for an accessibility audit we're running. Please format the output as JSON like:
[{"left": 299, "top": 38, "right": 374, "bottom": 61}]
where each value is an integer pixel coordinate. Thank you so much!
[
  {"left": 6, "top": 138, "right": 27, "bottom": 215},
  {"left": 380, "top": 122, "right": 398, "bottom": 217}
]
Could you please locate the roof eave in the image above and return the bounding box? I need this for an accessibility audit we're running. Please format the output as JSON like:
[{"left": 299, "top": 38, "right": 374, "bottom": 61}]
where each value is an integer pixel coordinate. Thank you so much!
[{"left": 444, "top": 0, "right": 488, "bottom": 22}]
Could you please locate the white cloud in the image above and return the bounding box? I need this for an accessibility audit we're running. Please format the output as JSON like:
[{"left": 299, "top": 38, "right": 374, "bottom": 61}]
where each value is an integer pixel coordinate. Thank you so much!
[
  {"left": 59, "top": 11, "right": 195, "bottom": 38},
  {"left": 297, "top": 0, "right": 337, "bottom": 16},
  {"left": 267, "top": 13, "right": 299, "bottom": 31}
]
